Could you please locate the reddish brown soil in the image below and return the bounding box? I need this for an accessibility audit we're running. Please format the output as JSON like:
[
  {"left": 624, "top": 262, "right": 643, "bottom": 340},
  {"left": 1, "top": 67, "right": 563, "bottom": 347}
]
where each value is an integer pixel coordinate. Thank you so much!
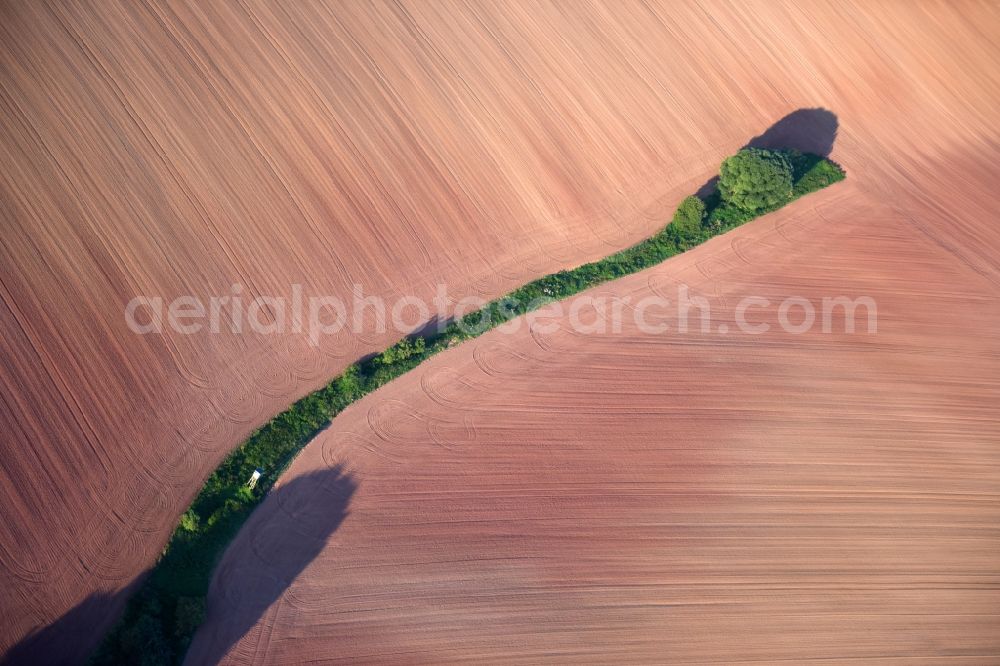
[
  {"left": 2, "top": 0, "right": 1000, "bottom": 662},
  {"left": 189, "top": 175, "right": 1000, "bottom": 663}
]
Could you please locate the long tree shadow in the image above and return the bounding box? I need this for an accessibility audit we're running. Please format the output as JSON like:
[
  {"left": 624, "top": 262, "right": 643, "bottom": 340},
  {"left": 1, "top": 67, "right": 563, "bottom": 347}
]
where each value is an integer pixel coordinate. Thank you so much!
[
  {"left": 183, "top": 465, "right": 356, "bottom": 665},
  {"left": 745, "top": 107, "right": 838, "bottom": 156},
  {"left": 2, "top": 466, "right": 356, "bottom": 666},
  {"left": 3, "top": 586, "right": 138, "bottom": 665},
  {"left": 697, "top": 107, "right": 839, "bottom": 199}
]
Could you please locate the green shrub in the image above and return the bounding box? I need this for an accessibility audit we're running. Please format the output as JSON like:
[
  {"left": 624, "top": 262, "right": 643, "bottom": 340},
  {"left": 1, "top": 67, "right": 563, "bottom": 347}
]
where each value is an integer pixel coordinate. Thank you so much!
[
  {"left": 376, "top": 337, "right": 425, "bottom": 365},
  {"left": 707, "top": 201, "right": 754, "bottom": 230},
  {"left": 719, "top": 148, "right": 793, "bottom": 212},
  {"left": 118, "top": 614, "right": 170, "bottom": 666},
  {"left": 792, "top": 155, "right": 845, "bottom": 196},
  {"left": 94, "top": 592, "right": 172, "bottom": 666},
  {"left": 178, "top": 510, "right": 199, "bottom": 533},
  {"left": 173, "top": 597, "right": 206, "bottom": 640},
  {"left": 671, "top": 195, "right": 706, "bottom": 237},
  {"left": 333, "top": 364, "right": 364, "bottom": 399}
]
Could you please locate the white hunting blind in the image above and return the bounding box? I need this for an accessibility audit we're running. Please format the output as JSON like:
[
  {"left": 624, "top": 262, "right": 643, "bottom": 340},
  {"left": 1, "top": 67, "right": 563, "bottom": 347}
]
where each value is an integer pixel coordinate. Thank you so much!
[{"left": 247, "top": 468, "right": 263, "bottom": 489}]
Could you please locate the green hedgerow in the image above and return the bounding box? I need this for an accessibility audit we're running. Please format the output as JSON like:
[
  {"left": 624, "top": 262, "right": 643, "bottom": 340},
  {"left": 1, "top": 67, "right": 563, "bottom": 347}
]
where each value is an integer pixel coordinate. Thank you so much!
[{"left": 91, "top": 149, "right": 843, "bottom": 665}]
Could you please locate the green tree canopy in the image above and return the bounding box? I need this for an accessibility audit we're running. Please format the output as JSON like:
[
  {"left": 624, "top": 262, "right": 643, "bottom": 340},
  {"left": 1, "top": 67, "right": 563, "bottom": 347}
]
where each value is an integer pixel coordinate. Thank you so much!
[
  {"left": 670, "top": 195, "right": 706, "bottom": 237},
  {"left": 719, "top": 148, "right": 793, "bottom": 212}
]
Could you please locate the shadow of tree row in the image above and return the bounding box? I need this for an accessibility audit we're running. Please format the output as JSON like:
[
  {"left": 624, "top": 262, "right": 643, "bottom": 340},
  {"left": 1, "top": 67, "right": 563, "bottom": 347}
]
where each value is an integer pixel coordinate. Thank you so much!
[{"left": 3, "top": 466, "right": 356, "bottom": 665}]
